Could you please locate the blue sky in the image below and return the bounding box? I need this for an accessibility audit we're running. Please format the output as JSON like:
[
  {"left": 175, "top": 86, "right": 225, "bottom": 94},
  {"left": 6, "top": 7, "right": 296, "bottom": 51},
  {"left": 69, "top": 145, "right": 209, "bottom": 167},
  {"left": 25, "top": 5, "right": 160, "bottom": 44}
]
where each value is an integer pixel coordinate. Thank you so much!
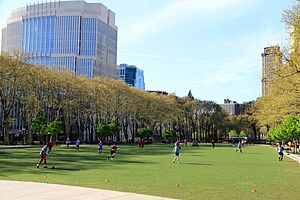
[{"left": 0, "top": 0, "right": 295, "bottom": 103}]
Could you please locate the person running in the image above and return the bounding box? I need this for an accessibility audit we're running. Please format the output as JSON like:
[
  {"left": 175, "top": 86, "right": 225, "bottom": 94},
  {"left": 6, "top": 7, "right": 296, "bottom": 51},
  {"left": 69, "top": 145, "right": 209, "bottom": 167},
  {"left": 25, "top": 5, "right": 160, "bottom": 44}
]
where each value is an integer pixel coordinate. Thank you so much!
[
  {"left": 76, "top": 138, "right": 81, "bottom": 150},
  {"left": 66, "top": 138, "right": 70, "bottom": 147},
  {"left": 141, "top": 138, "right": 145, "bottom": 149},
  {"left": 172, "top": 145, "right": 181, "bottom": 163},
  {"left": 175, "top": 140, "right": 180, "bottom": 148},
  {"left": 277, "top": 142, "right": 284, "bottom": 161},
  {"left": 36, "top": 143, "right": 50, "bottom": 168},
  {"left": 98, "top": 140, "right": 103, "bottom": 155},
  {"left": 211, "top": 139, "right": 215, "bottom": 149},
  {"left": 235, "top": 141, "right": 243, "bottom": 153},
  {"left": 107, "top": 143, "right": 118, "bottom": 160}
]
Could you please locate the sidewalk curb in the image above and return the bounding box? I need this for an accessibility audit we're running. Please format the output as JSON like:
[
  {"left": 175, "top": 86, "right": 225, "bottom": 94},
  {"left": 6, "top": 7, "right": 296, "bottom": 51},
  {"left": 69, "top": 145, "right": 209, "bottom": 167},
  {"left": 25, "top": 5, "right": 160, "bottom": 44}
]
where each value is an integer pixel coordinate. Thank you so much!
[{"left": 284, "top": 152, "right": 300, "bottom": 163}]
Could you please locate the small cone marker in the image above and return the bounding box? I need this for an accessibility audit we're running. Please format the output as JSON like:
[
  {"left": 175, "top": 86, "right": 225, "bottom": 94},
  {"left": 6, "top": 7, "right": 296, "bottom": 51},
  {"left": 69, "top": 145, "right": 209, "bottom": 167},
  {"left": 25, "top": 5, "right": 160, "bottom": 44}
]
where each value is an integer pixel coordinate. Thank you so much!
[
  {"left": 175, "top": 184, "right": 180, "bottom": 187},
  {"left": 44, "top": 176, "right": 48, "bottom": 179},
  {"left": 106, "top": 179, "right": 109, "bottom": 182},
  {"left": 251, "top": 189, "right": 256, "bottom": 192}
]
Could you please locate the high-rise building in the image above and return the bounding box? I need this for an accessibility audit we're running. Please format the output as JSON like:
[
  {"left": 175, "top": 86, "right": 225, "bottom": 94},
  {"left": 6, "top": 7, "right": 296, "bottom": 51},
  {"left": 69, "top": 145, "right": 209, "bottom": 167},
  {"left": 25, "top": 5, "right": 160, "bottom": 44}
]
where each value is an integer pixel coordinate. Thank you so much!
[
  {"left": 220, "top": 99, "right": 240, "bottom": 116},
  {"left": 261, "top": 46, "right": 280, "bottom": 96},
  {"left": 1, "top": 0, "right": 118, "bottom": 78},
  {"left": 118, "top": 64, "right": 145, "bottom": 90}
]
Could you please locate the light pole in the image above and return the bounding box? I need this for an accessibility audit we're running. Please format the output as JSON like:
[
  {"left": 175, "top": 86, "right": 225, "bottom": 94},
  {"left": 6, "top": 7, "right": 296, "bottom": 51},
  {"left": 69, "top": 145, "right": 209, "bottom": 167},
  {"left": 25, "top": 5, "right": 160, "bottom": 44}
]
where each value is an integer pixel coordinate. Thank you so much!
[{"left": 22, "top": 128, "right": 25, "bottom": 145}]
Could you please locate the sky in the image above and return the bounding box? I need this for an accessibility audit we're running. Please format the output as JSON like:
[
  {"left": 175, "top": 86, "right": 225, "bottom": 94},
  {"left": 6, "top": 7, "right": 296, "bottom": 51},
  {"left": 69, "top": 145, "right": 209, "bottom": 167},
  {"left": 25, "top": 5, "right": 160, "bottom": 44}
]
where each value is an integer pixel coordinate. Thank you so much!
[{"left": 0, "top": 0, "right": 296, "bottom": 103}]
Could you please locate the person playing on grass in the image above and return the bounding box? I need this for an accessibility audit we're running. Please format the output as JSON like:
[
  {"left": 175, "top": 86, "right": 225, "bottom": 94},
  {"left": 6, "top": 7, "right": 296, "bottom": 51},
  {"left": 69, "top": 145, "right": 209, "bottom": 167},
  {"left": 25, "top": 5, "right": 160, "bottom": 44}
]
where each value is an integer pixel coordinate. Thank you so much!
[
  {"left": 211, "top": 139, "right": 215, "bottom": 149},
  {"left": 141, "top": 138, "right": 145, "bottom": 149},
  {"left": 36, "top": 143, "right": 50, "bottom": 168},
  {"left": 172, "top": 144, "right": 181, "bottom": 163},
  {"left": 98, "top": 140, "right": 103, "bottom": 155},
  {"left": 277, "top": 142, "right": 284, "bottom": 161},
  {"left": 76, "top": 138, "right": 80, "bottom": 150},
  {"left": 107, "top": 143, "right": 118, "bottom": 160},
  {"left": 235, "top": 140, "right": 243, "bottom": 153},
  {"left": 175, "top": 140, "right": 180, "bottom": 148},
  {"left": 66, "top": 138, "right": 70, "bottom": 147},
  {"left": 47, "top": 137, "right": 54, "bottom": 156}
]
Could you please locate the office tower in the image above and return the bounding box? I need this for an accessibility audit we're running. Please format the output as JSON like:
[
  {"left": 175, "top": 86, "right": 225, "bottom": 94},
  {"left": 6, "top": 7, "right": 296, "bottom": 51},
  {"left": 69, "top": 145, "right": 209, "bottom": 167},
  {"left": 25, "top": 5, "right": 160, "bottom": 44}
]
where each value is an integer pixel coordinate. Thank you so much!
[
  {"left": 220, "top": 99, "right": 240, "bottom": 116},
  {"left": 1, "top": 0, "right": 118, "bottom": 78},
  {"left": 118, "top": 64, "right": 145, "bottom": 90},
  {"left": 261, "top": 46, "right": 280, "bottom": 96}
]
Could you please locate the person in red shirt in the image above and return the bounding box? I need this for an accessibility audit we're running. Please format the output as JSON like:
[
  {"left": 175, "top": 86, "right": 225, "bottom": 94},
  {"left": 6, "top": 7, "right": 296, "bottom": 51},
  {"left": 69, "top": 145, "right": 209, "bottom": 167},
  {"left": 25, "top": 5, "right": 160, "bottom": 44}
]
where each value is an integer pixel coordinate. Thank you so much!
[
  {"left": 107, "top": 143, "right": 118, "bottom": 160},
  {"left": 141, "top": 138, "right": 145, "bottom": 149}
]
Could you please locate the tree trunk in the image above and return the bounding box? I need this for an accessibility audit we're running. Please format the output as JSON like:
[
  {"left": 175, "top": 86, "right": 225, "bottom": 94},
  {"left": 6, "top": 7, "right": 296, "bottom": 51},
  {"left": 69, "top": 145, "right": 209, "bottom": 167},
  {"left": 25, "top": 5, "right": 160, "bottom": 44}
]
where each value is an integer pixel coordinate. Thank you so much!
[{"left": 2, "top": 109, "right": 12, "bottom": 144}]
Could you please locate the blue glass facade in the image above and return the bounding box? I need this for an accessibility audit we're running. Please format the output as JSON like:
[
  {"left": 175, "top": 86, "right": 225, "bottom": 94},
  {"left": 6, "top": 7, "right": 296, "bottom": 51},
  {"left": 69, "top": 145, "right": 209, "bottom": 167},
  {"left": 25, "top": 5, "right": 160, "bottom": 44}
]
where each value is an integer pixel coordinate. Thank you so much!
[
  {"left": 118, "top": 64, "right": 145, "bottom": 90},
  {"left": 22, "top": 16, "right": 55, "bottom": 66},
  {"left": 1, "top": 1, "right": 118, "bottom": 78}
]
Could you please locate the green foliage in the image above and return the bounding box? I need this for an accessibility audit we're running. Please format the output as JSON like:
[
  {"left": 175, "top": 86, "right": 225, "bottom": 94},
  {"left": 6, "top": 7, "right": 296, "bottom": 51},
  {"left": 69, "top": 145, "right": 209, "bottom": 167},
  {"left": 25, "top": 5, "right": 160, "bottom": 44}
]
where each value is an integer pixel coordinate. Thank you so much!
[
  {"left": 267, "top": 115, "right": 300, "bottom": 141},
  {"left": 137, "top": 127, "right": 153, "bottom": 138},
  {"left": 162, "top": 130, "right": 176, "bottom": 140},
  {"left": 239, "top": 130, "right": 247, "bottom": 137},
  {"left": 109, "top": 123, "right": 120, "bottom": 135},
  {"left": 46, "top": 121, "right": 62, "bottom": 135},
  {"left": 32, "top": 116, "right": 48, "bottom": 136},
  {"left": 96, "top": 123, "right": 111, "bottom": 137},
  {"left": 228, "top": 130, "right": 237, "bottom": 138},
  {"left": 96, "top": 122, "right": 120, "bottom": 138}
]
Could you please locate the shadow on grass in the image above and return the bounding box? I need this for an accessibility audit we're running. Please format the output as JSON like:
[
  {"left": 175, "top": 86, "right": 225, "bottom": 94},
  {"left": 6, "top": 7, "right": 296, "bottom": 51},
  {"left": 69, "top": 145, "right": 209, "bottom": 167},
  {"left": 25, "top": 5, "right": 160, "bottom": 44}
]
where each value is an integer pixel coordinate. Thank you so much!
[
  {"left": 183, "top": 162, "right": 213, "bottom": 166},
  {"left": 52, "top": 167, "right": 81, "bottom": 171},
  {"left": 116, "top": 159, "right": 157, "bottom": 164}
]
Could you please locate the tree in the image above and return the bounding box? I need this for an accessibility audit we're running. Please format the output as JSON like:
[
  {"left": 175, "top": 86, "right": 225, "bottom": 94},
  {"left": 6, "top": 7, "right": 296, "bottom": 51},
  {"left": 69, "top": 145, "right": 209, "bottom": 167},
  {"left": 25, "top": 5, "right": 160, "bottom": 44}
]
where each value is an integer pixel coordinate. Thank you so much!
[
  {"left": 267, "top": 115, "right": 300, "bottom": 153},
  {"left": 46, "top": 121, "right": 62, "bottom": 136},
  {"left": 96, "top": 123, "right": 111, "bottom": 140},
  {"left": 32, "top": 116, "right": 48, "bottom": 143},
  {"left": 228, "top": 130, "right": 237, "bottom": 138},
  {"left": 239, "top": 130, "right": 247, "bottom": 137},
  {"left": 137, "top": 127, "right": 153, "bottom": 140},
  {"left": 162, "top": 130, "right": 177, "bottom": 142}
]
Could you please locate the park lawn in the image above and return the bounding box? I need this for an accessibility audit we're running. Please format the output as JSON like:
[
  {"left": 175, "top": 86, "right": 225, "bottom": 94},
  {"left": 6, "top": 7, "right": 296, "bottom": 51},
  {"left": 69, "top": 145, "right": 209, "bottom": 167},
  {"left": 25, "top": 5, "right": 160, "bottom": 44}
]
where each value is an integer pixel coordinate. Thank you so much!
[{"left": 0, "top": 144, "right": 300, "bottom": 200}]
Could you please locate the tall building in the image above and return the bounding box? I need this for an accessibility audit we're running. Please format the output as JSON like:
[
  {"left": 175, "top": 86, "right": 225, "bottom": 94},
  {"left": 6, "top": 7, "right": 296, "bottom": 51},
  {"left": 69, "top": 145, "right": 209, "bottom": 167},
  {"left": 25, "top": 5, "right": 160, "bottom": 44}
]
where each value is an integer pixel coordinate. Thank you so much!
[
  {"left": 1, "top": 0, "right": 118, "bottom": 78},
  {"left": 261, "top": 46, "right": 280, "bottom": 96},
  {"left": 118, "top": 64, "right": 145, "bottom": 90},
  {"left": 220, "top": 99, "right": 240, "bottom": 116}
]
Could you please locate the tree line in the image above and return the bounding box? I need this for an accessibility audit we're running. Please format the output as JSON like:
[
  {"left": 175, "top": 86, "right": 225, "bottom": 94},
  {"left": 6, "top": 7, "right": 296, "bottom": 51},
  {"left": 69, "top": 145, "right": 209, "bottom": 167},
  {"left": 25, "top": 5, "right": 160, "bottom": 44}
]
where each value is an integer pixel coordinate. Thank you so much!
[{"left": 0, "top": 54, "right": 257, "bottom": 145}]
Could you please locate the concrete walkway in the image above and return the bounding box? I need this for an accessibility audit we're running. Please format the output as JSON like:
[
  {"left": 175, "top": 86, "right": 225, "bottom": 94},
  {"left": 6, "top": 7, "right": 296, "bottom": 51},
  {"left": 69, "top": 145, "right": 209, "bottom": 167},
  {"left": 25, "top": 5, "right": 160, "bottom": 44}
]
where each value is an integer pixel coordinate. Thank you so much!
[
  {"left": 0, "top": 180, "right": 174, "bottom": 200},
  {"left": 284, "top": 151, "right": 300, "bottom": 163}
]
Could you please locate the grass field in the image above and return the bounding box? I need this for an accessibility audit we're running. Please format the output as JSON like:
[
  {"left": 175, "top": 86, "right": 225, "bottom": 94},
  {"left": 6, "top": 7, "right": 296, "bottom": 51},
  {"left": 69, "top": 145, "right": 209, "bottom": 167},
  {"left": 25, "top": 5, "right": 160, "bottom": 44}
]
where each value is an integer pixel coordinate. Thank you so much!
[{"left": 1, "top": 144, "right": 300, "bottom": 200}]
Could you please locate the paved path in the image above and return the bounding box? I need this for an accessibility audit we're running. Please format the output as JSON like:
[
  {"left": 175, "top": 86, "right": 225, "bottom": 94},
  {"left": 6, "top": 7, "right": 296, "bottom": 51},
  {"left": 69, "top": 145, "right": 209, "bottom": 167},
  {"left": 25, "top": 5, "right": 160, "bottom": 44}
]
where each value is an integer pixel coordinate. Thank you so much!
[
  {"left": 0, "top": 180, "right": 174, "bottom": 200},
  {"left": 284, "top": 151, "right": 300, "bottom": 163}
]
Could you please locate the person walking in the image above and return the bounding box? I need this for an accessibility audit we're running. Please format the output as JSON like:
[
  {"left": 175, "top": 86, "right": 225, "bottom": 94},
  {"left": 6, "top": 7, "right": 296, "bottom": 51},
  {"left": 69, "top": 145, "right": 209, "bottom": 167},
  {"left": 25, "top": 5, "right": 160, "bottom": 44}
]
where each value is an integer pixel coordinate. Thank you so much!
[
  {"left": 277, "top": 142, "right": 284, "bottom": 161},
  {"left": 235, "top": 141, "right": 243, "bottom": 153}
]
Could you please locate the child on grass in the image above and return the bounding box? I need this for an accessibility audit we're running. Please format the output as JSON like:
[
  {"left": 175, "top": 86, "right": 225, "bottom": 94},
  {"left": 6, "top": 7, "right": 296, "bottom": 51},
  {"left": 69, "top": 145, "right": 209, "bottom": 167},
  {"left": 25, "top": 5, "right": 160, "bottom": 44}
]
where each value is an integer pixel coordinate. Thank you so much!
[
  {"left": 277, "top": 142, "right": 284, "bottom": 161},
  {"left": 107, "top": 143, "right": 117, "bottom": 160},
  {"left": 172, "top": 145, "right": 181, "bottom": 163},
  {"left": 36, "top": 143, "right": 50, "bottom": 168},
  {"left": 98, "top": 140, "right": 103, "bottom": 155}
]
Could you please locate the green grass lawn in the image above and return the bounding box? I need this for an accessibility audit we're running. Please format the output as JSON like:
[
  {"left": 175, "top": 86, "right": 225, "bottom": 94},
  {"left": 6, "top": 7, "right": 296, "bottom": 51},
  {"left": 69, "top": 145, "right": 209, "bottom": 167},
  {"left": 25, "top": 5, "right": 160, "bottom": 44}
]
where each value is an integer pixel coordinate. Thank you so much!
[{"left": 1, "top": 144, "right": 300, "bottom": 199}]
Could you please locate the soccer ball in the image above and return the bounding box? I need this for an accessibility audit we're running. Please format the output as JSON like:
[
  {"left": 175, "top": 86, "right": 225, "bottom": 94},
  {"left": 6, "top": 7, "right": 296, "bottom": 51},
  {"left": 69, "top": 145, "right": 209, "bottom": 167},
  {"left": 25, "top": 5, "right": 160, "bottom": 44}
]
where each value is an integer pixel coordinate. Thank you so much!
[{"left": 51, "top": 165, "right": 55, "bottom": 169}]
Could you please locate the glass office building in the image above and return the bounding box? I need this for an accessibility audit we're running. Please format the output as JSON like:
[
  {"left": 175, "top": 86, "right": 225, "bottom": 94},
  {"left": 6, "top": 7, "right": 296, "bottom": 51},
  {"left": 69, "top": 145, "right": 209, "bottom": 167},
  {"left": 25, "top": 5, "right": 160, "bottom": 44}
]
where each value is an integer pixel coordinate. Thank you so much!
[
  {"left": 1, "top": 0, "right": 118, "bottom": 78},
  {"left": 118, "top": 64, "right": 145, "bottom": 90}
]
